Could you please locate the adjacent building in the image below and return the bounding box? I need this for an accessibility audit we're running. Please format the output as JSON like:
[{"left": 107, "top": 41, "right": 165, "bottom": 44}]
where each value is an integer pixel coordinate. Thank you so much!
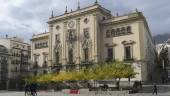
[
  {"left": 31, "top": 3, "right": 157, "bottom": 82},
  {"left": 31, "top": 32, "right": 50, "bottom": 75},
  {"left": 157, "top": 39, "right": 170, "bottom": 80},
  {"left": 0, "top": 36, "right": 31, "bottom": 89},
  {"left": 0, "top": 45, "right": 9, "bottom": 89}
]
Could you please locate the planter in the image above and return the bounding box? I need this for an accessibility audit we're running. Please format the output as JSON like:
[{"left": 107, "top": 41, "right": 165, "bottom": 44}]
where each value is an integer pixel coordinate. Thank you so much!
[
  {"left": 70, "top": 89, "right": 79, "bottom": 94},
  {"left": 62, "top": 89, "right": 79, "bottom": 94}
]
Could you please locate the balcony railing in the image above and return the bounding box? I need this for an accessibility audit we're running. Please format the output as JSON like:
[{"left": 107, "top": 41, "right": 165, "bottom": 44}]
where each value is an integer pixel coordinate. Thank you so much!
[
  {"left": 105, "top": 58, "right": 115, "bottom": 63},
  {"left": 123, "top": 58, "right": 134, "bottom": 62}
]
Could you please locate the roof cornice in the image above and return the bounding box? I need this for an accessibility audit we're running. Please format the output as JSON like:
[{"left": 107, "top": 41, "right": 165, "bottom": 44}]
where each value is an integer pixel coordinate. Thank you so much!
[{"left": 47, "top": 4, "right": 111, "bottom": 24}]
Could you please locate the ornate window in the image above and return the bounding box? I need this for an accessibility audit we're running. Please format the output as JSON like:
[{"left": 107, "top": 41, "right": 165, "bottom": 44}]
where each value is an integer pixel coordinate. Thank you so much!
[
  {"left": 68, "top": 49, "right": 73, "bottom": 63},
  {"left": 111, "top": 29, "right": 115, "bottom": 37},
  {"left": 84, "top": 48, "right": 89, "bottom": 61},
  {"left": 83, "top": 28, "right": 90, "bottom": 39},
  {"left": 121, "top": 27, "right": 126, "bottom": 35},
  {"left": 110, "top": 26, "right": 132, "bottom": 37},
  {"left": 127, "top": 26, "right": 132, "bottom": 33},
  {"left": 55, "top": 52, "right": 59, "bottom": 64},
  {"left": 67, "top": 29, "right": 76, "bottom": 43},
  {"left": 102, "top": 17, "right": 106, "bottom": 20},
  {"left": 84, "top": 18, "right": 89, "bottom": 24},
  {"left": 124, "top": 46, "right": 133, "bottom": 60},
  {"left": 122, "top": 40, "right": 135, "bottom": 61},
  {"left": 107, "top": 48, "right": 113, "bottom": 59},
  {"left": 35, "top": 41, "right": 48, "bottom": 49},
  {"left": 55, "top": 34, "right": 60, "bottom": 44},
  {"left": 56, "top": 25, "right": 60, "bottom": 30},
  {"left": 68, "top": 21, "right": 75, "bottom": 28},
  {"left": 106, "top": 30, "right": 111, "bottom": 38},
  {"left": 116, "top": 28, "right": 120, "bottom": 36},
  {"left": 43, "top": 55, "right": 48, "bottom": 67}
]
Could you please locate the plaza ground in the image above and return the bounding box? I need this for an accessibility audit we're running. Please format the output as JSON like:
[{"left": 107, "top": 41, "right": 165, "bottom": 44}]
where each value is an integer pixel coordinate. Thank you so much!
[{"left": 1, "top": 85, "right": 170, "bottom": 96}]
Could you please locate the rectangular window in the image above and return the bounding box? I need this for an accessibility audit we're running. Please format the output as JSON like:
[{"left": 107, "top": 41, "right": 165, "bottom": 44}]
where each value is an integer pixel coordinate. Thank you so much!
[
  {"left": 55, "top": 34, "right": 60, "bottom": 43},
  {"left": 83, "top": 28, "right": 90, "bottom": 38},
  {"left": 84, "top": 48, "right": 89, "bottom": 61},
  {"left": 106, "top": 30, "right": 111, "bottom": 38},
  {"left": 107, "top": 48, "right": 113, "bottom": 59},
  {"left": 124, "top": 46, "right": 132, "bottom": 59}
]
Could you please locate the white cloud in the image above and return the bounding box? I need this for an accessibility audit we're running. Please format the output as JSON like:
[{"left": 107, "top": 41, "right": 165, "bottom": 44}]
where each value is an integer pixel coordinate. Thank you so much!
[{"left": 0, "top": 0, "right": 170, "bottom": 41}]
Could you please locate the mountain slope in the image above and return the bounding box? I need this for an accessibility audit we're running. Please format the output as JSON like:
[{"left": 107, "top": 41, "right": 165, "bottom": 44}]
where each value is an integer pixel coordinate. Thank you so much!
[{"left": 153, "top": 33, "right": 170, "bottom": 44}]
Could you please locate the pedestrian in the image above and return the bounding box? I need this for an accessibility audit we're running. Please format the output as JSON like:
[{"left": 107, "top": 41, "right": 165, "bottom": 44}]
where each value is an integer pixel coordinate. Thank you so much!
[
  {"left": 116, "top": 81, "right": 119, "bottom": 90},
  {"left": 31, "top": 83, "right": 37, "bottom": 96},
  {"left": 25, "top": 84, "right": 30, "bottom": 96},
  {"left": 30, "top": 83, "right": 37, "bottom": 96},
  {"left": 139, "top": 81, "right": 142, "bottom": 88},
  {"left": 34, "top": 83, "right": 38, "bottom": 96},
  {"left": 153, "top": 83, "right": 158, "bottom": 95}
]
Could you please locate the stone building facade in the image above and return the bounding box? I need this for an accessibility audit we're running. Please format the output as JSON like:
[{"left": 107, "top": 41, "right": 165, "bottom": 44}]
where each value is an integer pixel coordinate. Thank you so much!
[
  {"left": 31, "top": 3, "right": 157, "bottom": 81},
  {"left": 31, "top": 32, "right": 50, "bottom": 75},
  {"left": 0, "top": 36, "right": 31, "bottom": 89}
]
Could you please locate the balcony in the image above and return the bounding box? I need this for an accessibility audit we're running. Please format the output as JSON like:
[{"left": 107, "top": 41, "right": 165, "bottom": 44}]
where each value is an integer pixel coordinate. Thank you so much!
[
  {"left": 81, "top": 60, "right": 92, "bottom": 65},
  {"left": 123, "top": 58, "right": 134, "bottom": 62},
  {"left": 105, "top": 58, "right": 115, "bottom": 63},
  {"left": 80, "top": 60, "right": 93, "bottom": 69}
]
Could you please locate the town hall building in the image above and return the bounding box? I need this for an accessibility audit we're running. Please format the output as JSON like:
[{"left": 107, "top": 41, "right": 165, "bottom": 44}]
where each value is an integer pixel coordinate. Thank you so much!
[{"left": 31, "top": 2, "right": 157, "bottom": 81}]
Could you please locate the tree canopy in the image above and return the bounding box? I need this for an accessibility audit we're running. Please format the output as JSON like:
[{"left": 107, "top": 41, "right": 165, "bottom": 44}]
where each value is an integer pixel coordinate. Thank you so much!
[{"left": 25, "top": 62, "right": 137, "bottom": 84}]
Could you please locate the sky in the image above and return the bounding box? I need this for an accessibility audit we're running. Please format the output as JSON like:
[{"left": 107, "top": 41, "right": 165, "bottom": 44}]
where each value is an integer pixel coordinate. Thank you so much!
[{"left": 0, "top": 0, "right": 169, "bottom": 42}]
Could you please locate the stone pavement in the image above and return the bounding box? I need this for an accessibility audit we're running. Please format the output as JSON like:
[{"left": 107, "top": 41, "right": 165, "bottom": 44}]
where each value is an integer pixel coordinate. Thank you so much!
[
  {"left": 0, "top": 91, "right": 170, "bottom": 96},
  {"left": 0, "top": 85, "right": 170, "bottom": 96}
]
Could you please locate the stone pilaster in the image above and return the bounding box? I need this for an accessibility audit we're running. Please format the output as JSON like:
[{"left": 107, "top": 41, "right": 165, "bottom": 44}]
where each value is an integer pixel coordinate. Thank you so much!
[
  {"left": 62, "top": 21, "right": 67, "bottom": 71},
  {"left": 93, "top": 13, "right": 99, "bottom": 63},
  {"left": 76, "top": 18, "right": 81, "bottom": 70},
  {"left": 49, "top": 24, "right": 53, "bottom": 67}
]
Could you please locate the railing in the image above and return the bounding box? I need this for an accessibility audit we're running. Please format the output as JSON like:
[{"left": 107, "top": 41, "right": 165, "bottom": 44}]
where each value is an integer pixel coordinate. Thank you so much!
[
  {"left": 123, "top": 58, "right": 134, "bottom": 62},
  {"left": 105, "top": 58, "right": 115, "bottom": 63}
]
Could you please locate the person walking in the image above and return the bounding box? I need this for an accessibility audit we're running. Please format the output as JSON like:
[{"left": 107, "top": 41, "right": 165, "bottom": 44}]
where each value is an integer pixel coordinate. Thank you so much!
[
  {"left": 153, "top": 83, "right": 158, "bottom": 95},
  {"left": 25, "top": 84, "right": 30, "bottom": 96},
  {"left": 31, "top": 83, "right": 37, "bottom": 96}
]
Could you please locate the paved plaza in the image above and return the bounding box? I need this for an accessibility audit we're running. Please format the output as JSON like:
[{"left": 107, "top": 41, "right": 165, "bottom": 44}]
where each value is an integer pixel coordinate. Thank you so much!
[
  {"left": 0, "top": 85, "right": 170, "bottom": 96},
  {"left": 0, "top": 91, "right": 170, "bottom": 96}
]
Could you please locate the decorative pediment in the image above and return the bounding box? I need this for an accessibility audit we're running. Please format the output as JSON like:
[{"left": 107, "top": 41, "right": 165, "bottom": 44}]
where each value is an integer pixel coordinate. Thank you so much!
[
  {"left": 105, "top": 42, "right": 117, "bottom": 47},
  {"left": 121, "top": 40, "right": 136, "bottom": 45}
]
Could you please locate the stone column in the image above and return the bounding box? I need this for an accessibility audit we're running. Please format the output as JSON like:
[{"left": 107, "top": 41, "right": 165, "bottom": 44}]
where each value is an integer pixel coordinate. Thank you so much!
[
  {"left": 49, "top": 24, "right": 53, "bottom": 68},
  {"left": 93, "top": 13, "right": 99, "bottom": 63},
  {"left": 62, "top": 21, "right": 67, "bottom": 71},
  {"left": 76, "top": 18, "right": 81, "bottom": 70}
]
